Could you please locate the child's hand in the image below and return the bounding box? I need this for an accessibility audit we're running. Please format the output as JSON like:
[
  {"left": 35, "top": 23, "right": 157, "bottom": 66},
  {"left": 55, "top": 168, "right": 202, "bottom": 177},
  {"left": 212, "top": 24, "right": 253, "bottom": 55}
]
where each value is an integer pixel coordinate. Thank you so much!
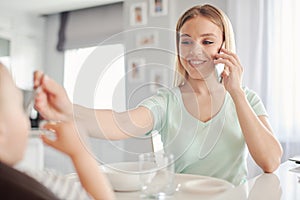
[
  {"left": 41, "top": 121, "right": 90, "bottom": 158},
  {"left": 41, "top": 121, "right": 115, "bottom": 200}
]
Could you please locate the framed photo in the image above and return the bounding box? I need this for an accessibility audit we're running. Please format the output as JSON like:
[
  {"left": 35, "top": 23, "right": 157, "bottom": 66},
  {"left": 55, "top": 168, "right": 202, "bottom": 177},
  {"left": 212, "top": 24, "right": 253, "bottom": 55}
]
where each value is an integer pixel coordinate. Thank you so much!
[
  {"left": 136, "top": 31, "right": 158, "bottom": 47},
  {"left": 150, "top": 69, "right": 167, "bottom": 92},
  {"left": 130, "top": 2, "right": 147, "bottom": 26},
  {"left": 128, "top": 58, "right": 146, "bottom": 82},
  {"left": 149, "top": 0, "right": 168, "bottom": 16}
]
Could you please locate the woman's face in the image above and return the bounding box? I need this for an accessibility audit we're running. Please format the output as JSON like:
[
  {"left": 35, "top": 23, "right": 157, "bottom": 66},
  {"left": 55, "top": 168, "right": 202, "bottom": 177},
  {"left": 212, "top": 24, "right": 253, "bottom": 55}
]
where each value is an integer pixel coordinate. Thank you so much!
[{"left": 178, "top": 16, "right": 223, "bottom": 81}]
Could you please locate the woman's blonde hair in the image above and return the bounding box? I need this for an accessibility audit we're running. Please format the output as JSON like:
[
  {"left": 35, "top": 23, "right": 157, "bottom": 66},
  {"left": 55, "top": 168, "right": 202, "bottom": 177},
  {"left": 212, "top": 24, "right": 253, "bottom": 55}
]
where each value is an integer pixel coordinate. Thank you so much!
[{"left": 173, "top": 4, "right": 236, "bottom": 86}]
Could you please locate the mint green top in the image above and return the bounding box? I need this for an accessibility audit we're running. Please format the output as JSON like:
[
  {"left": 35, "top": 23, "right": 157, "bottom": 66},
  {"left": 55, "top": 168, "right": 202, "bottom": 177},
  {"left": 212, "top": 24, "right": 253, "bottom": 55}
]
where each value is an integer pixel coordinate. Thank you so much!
[{"left": 139, "top": 87, "right": 268, "bottom": 185}]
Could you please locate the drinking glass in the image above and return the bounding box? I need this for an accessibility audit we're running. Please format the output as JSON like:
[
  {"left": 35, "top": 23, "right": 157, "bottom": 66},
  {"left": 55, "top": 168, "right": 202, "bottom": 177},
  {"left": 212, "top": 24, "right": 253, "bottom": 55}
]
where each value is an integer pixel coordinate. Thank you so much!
[{"left": 139, "top": 152, "right": 175, "bottom": 199}]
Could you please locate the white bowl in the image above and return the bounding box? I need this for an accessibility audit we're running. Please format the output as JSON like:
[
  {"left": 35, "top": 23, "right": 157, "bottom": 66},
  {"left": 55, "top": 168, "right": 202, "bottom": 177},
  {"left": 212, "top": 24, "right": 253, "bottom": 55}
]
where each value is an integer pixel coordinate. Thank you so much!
[{"left": 100, "top": 162, "right": 142, "bottom": 192}]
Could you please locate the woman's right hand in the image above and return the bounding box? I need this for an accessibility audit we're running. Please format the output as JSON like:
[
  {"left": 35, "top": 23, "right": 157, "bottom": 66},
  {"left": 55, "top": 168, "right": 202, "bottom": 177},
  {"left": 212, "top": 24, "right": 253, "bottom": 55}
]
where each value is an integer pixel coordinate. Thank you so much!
[{"left": 34, "top": 71, "right": 73, "bottom": 122}]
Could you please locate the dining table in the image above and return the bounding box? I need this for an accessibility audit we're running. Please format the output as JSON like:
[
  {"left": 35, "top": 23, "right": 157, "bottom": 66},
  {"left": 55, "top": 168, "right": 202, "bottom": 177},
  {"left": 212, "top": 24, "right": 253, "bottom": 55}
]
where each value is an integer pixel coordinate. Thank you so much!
[{"left": 114, "top": 161, "right": 300, "bottom": 199}]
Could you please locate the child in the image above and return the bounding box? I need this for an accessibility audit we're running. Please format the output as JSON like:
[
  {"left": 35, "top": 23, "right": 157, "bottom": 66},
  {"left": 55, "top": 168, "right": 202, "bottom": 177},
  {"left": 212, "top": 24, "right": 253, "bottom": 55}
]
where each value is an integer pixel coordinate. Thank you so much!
[{"left": 0, "top": 63, "right": 114, "bottom": 199}]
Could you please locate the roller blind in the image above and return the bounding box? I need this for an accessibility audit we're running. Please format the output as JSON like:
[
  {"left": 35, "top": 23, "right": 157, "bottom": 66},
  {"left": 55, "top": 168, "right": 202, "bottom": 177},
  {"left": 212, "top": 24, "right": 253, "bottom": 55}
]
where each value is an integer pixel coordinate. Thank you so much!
[{"left": 64, "top": 2, "right": 124, "bottom": 49}]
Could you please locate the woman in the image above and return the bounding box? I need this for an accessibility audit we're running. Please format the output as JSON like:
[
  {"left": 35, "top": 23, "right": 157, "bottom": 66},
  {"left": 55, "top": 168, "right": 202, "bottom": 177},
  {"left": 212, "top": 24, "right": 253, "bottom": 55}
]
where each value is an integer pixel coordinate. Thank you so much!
[{"left": 34, "top": 4, "right": 282, "bottom": 185}]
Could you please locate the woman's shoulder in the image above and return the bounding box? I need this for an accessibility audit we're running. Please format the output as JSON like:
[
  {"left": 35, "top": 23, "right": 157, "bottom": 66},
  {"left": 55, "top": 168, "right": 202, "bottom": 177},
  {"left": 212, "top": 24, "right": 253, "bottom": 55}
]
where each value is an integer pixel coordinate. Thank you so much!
[
  {"left": 242, "top": 86, "right": 254, "bottom": 94},
  {"left": 154, "top": 87, "right": 180, "bottom": 98},
  {"left": 241, "top": 86, "right": 268, "bottom": 115},
  {"left": 156, "top": 86, "right": 178, "bottom": 94},
  {"left": 140, "top": 87, "right": 181, "bottom": 107},
  {"left": 242, "top": 86, "right": 261, "bottom": 99},
  {"left": 241, "top": 86, "right": 265, "bottom": 107}
]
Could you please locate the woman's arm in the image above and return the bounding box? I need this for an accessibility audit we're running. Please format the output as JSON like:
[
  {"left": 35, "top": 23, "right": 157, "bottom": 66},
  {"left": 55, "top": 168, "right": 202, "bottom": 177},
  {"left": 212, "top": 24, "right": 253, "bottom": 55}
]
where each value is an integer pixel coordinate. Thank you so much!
[
  {"left": 34, "top": 71, "right": 73, "bottom": 121},
  {"left": 231, "top": 90, "right": 282, "bottom": 172},
  {"left": 215, "top": 49, "right": 282, "bottom": 172},
  {"left": 73, "top": 105, "right": 154, "bottom": 140},
  {"left": 34, "top": 71, "right": 154, "bottom": 140}
]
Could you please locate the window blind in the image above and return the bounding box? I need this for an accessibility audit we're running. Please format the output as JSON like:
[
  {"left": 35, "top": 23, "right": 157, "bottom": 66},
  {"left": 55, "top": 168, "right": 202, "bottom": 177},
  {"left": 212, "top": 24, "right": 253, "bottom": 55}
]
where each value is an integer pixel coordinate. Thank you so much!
[{"left": 63, "top": 2, "right": 124, "bottom": 50}]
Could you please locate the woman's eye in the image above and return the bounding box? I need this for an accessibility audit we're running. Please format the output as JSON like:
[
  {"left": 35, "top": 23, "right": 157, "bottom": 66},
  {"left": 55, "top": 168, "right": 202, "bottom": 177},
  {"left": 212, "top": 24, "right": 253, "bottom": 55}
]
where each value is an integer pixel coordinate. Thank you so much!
[
  {"left": 203, "top": 40, "right": 213, "bottom": 45},
  {"left": 180, "top": 40, "right": 193, "bottom": 45}
]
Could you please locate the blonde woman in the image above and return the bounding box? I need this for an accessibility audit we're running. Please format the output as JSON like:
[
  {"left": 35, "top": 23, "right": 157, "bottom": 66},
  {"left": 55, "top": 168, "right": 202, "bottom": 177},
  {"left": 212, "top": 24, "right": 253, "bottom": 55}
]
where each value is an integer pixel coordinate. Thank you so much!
[{"left": 34, "top": 4, "right": 282, "bottom": 185}]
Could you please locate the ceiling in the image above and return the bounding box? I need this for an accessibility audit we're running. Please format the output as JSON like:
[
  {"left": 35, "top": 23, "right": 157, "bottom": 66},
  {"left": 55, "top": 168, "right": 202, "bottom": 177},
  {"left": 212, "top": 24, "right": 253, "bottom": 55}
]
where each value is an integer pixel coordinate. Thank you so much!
[{"left": 0, "top": 0, "right": 123, "bottom": 16}]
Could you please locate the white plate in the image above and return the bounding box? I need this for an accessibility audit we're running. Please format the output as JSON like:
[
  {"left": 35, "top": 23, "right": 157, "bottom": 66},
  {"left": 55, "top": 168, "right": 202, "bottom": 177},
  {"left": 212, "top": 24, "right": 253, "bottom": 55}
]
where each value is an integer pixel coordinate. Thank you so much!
[{"left": 179, "top": 175, "right": 234, "bottom": 194}]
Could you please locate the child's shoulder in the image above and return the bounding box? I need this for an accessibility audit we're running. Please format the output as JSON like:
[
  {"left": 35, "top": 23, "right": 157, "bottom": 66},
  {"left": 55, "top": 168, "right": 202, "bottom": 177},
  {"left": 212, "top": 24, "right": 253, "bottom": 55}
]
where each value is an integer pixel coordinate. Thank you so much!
[{"left": 0, "top": 162, "right": 59, "bottom": 199}]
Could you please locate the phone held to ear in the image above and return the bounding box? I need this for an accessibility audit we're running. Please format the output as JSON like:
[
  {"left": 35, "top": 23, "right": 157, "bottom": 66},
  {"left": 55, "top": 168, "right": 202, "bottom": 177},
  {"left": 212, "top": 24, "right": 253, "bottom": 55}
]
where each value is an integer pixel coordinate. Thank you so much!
[
  {"left": 215, "top": 43, "right": 225, "bottom": 83},
  {"left": 215, "top": 52, "right": 224, "bottom": 83}
]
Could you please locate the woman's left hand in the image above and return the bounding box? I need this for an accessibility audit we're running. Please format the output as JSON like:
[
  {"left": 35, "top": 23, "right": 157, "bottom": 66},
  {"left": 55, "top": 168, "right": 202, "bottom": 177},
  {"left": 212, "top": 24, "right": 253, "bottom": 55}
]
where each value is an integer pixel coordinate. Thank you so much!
[{"left": 214, "top": 48, "right": 244, "bottom": 95}]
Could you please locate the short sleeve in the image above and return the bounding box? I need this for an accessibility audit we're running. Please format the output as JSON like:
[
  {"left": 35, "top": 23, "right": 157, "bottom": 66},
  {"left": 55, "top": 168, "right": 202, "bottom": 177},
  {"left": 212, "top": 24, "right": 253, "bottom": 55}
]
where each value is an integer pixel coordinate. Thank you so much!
[
  {"left": 138, "top": 88, "right": 169, "bottom": 133},
  {"left": 244, "top": 87, "right": 268, "bottom": 117}
]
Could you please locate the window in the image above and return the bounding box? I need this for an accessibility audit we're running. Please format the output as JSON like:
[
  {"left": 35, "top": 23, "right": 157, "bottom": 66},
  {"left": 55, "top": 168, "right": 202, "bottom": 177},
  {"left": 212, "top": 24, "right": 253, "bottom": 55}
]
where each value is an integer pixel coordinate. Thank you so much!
[
  {"left": 64, "top": 43, "right": 126, "bottom": 164},
  {"left": 227, "top": 0, "right": 300, "bottom": 163},
  {"left": 267, "top": 0, "right": 300, "bottom": 142},
  {"left": 64, "top": 44, "right": 126, "bottom": 111}
]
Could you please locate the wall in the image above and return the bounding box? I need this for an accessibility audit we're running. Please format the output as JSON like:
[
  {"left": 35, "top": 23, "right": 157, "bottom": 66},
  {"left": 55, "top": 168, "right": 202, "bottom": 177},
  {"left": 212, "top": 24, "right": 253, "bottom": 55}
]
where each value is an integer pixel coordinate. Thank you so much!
[
  {"left": 0, "top": 12, "right": 45, "bottom": 90},
  {"left": 122, "top": 0, "right": 175, "bottom": 160},
  {"left": 171, "top": 0, "right": 226, "bottom": 28}
]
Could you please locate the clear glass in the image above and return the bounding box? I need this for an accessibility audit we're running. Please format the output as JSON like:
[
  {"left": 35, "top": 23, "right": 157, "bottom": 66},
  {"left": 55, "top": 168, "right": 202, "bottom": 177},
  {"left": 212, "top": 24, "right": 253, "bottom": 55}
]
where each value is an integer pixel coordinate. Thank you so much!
[{"left": 139, "top": 152, "right": 175, "bottom": 199}]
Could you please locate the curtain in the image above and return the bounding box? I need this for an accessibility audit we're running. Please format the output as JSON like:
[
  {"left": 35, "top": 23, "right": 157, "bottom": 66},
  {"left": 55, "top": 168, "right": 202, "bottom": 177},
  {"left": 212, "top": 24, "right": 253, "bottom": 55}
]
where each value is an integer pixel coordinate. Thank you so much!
[
  {"left": 266, "top": 0, "right": 300, "bottom": 160},
  {"left": 226, "top": 0, "right": 270, "bottom": 101},
  {"left": 56, "top": 12, "right": 69, "bottom": 51},
  {"left": 227, "top": 0, "right": 300, "bottom": 176}
]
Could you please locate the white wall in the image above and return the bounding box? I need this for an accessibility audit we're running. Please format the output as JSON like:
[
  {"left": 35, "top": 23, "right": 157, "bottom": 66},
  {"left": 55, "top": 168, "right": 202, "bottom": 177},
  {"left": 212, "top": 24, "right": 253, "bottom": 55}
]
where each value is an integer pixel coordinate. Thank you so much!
[{"left": 0, "top": 12, "right": 45, "bottom": 90}]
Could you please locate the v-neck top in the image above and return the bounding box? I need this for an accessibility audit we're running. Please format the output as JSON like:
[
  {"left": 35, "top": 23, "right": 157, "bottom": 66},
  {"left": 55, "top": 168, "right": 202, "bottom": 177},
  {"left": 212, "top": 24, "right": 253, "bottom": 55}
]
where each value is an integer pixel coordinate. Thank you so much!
[
  {"left": 139, "top": 86, "right": 268, "bottom": 185},
  {"left": 179, "top": 87, "right": 229, "bottom": 126}
]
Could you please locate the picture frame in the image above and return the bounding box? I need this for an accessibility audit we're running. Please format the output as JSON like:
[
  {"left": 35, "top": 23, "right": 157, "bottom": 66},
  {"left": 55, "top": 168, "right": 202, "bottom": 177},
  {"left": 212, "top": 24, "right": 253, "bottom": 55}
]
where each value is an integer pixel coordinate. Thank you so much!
[
  {"left": 130, "top": 2, "right": 147, "bottom": 26},
  {"left": 136, "top": 31, "right": 159, "bottom": 47},
  {"left": 127, "top": 58, "right": 146, "bottom": 82},
  {"left": 150, "top": 69, "right": 167, "bottom": 92},
  {"left": 149, "top": 0, "right": 168, "bottom": 17}
]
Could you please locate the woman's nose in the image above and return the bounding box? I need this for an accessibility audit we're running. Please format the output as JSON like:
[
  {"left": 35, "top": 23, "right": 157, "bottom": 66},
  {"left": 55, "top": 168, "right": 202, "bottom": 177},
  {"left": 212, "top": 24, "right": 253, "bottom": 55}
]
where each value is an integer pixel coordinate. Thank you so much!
[{"left": 189, "top": 43, "right": 204, "bottom": 55}]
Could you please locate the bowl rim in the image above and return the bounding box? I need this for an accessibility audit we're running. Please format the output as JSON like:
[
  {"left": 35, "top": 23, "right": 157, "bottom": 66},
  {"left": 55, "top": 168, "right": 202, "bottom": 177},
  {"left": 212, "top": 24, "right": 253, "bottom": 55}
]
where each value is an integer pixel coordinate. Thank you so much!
[{"left": 100, "top": 161, "right": 142, "bottom": 175}]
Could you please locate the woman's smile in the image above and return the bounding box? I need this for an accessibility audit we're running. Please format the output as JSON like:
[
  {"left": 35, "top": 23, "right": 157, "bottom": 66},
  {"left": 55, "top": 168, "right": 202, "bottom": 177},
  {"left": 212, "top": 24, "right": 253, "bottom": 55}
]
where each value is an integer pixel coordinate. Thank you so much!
[{"left": 187, "top": 58, "right": 208, "bottom": 68}]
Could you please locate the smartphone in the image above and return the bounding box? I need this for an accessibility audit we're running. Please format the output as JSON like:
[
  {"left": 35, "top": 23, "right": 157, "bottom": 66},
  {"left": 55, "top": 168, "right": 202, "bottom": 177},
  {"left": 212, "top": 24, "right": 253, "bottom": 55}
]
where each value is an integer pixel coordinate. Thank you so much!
[
  {"left": 215, "top": 53, "right": 224, "bottom": 83},
  {"left": 215, "top": 44, "right": 225, "bottom": 83}
]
